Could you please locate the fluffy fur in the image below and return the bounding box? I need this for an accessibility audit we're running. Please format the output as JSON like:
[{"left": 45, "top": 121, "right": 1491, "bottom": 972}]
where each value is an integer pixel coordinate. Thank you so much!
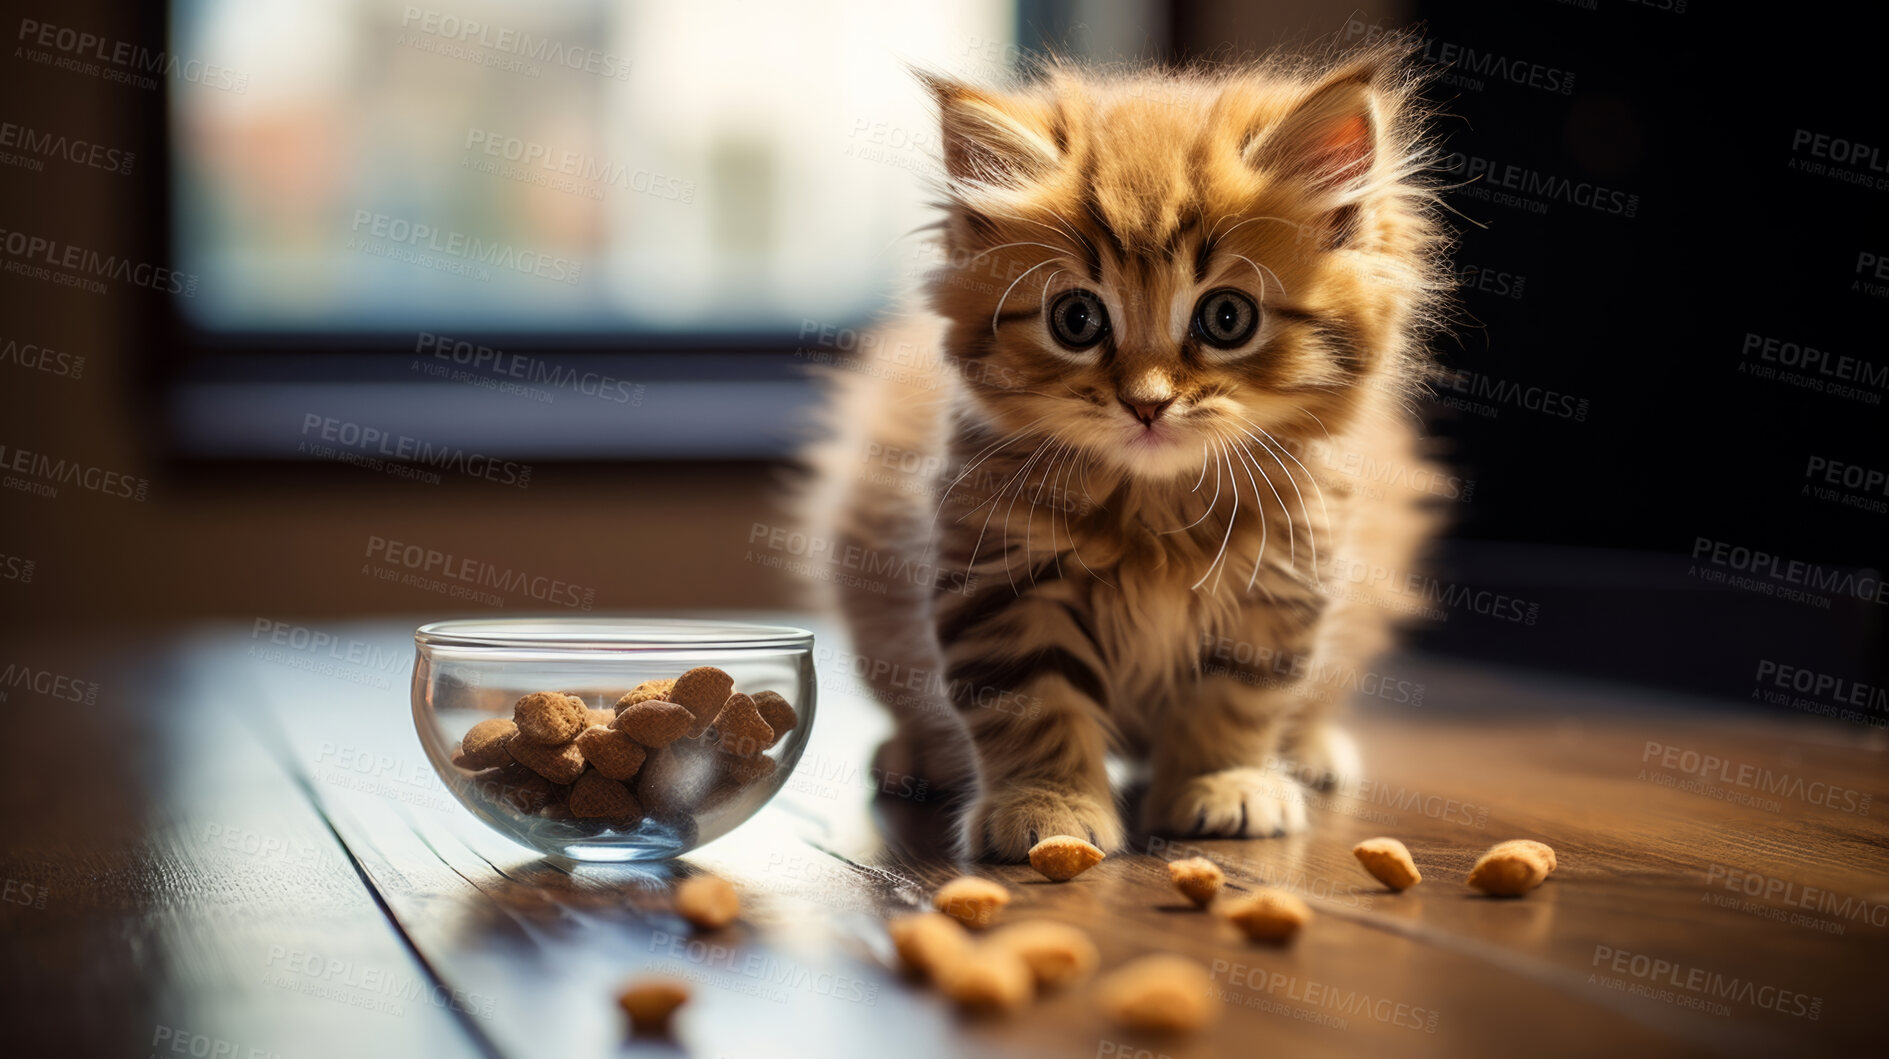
[{"left": 799, "top": 43, "right": 1451, "bottom": 861}]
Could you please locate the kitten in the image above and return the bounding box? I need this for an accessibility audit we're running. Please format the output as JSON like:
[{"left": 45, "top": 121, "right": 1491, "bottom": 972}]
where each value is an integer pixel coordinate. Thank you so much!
[{"left": 801, "top": 44, "right": 1448, "bottom": 861}]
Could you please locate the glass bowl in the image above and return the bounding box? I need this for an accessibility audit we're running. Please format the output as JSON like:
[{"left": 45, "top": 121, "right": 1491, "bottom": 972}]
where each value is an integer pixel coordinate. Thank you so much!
[{"left": 412, "top": 617, "right": 815, "bottom": 861}]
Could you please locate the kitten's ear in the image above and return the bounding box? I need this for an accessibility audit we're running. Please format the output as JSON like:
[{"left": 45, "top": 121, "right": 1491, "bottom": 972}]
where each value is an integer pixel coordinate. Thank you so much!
[
  {"left": 1246, "top": 59, "right": 1387, "bottom": 198},
  {"left": 918, "top": 71, "right": 1063, "bottom": 188}
]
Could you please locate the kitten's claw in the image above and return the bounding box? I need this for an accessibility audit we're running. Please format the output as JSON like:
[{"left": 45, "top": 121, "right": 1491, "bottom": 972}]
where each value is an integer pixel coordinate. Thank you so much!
[
  {"left": 963, "top": 785, "right": 1123, "bottom": 862},
  {"left": 1151, "top": 766, "right": 1308, "bottom": 839}
]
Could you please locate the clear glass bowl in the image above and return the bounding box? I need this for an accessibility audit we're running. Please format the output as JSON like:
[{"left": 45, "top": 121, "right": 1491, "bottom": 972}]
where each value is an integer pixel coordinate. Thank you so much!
[{"left": 412, "top": 617, "right": 815, "bottom": 861}]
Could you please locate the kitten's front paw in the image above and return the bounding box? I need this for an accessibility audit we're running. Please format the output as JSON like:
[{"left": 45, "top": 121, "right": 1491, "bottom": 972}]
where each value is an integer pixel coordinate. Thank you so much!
[
  {"left": 1150, "top": 767, "right": 1308, "bottom": 839},
  {"left": 962, "top": 785, "right": 1124, "bottom": 862},
  {"left": 1290, "top": 724, "right": 1362, "bottom": 794}
]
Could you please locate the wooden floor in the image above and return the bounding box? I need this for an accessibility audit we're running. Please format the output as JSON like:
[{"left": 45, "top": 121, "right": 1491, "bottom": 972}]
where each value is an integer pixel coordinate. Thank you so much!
[{"left": 2, "top": 617, "right": 1884, "bottom": 1058}]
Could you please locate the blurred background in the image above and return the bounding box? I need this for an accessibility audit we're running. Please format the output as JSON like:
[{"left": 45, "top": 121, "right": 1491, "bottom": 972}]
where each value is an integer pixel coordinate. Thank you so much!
[{"left": 1, "top": 0, "right": 1883, "bottom": 714}]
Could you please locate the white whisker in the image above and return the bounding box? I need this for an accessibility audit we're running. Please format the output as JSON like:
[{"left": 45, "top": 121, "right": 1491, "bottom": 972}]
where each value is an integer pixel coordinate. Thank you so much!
[{"left": 991, "top": 259, "right": 1063, "bottom": 335}]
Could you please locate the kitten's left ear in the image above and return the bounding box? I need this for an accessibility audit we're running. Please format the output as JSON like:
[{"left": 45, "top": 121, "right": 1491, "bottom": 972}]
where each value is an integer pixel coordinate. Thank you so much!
[{"left": 1245, "top": 59, "right": 1387, "bottom": 200}]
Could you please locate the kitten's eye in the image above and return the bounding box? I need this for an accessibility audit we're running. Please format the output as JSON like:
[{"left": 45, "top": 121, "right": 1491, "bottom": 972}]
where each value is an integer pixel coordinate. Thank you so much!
[
  {"left": 1193, "top": 288, "right": 1260, "bottom": 349},
  {"left": 1048, "top": 290, "right": 1109, "bottom": 351}
]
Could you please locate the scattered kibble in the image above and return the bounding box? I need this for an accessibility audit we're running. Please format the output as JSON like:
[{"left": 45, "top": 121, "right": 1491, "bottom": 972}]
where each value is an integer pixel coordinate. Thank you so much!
[
  {"left": 1097, "top": 954, "right": 1219, "bottom": 1033},
  {"left": 1352, "top": 837, "right": 1422, "bottom": 891},
  {"left": 936, "top": 945, "right": 1034, "bottom": 1014},
  {"left": 1027, "top": 835, "right": 1105, "bottom": 881},
  {"left": 888, "top": 911, "right": 972, "bottom": 979},
  {"left": 1493, "top": 838, "right": 1557, "bottom": 876},
  {"left": 1168, "top": 856, "right": 1224, "bottom": 907},
  {"left": 1468, "top": 840, "right": 1554, "bottom": 896},
  {"left": 987, "top": 921, "right": 1098, "bottom": 988},
  {"left": 1221, "top": 888, "right": 1311, "bottom": 942},
  {"left": 617, "top": 977, "right": 690, "bottom": 1035},
  {"left": 934, "top": 876, "right": 1011, "bottom": 929},
  {"left": 676, "top": 875, "right": 741, "bottom": 930}
]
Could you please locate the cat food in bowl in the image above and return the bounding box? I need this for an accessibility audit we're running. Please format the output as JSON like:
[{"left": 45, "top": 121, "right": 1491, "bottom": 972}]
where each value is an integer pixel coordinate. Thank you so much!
[{"left": 412, "top": 618, "right": 815, "bottom": 861}]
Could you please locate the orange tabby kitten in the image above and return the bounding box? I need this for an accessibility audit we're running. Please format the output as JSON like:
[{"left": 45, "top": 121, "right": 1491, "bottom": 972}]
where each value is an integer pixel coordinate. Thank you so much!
[{"left": 802, "top": 44, "right": 1448, "bottom": 860}]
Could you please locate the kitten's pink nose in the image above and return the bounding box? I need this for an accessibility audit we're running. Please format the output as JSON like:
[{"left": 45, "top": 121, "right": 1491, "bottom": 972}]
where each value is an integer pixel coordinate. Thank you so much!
[{"left": 1120, "top": 396, "right": 1174, "bottom": 426}]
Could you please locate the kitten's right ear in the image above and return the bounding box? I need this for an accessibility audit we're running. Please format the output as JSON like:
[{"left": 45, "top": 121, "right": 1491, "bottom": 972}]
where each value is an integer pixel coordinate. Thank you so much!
[{"left": 917, "top": 71, "right": 1063, "bottom": 188}]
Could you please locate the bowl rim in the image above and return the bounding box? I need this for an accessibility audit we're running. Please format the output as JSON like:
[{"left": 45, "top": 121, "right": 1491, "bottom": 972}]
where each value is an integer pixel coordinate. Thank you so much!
[{"left": 414, "top": 616, "right": 815, "bottom": 652}]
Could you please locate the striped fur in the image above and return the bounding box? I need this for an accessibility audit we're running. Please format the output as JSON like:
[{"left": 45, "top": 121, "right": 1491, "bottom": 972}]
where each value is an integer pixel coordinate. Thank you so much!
[{"left": 801, "top": 44, "right": 1450, "bottom": 860}]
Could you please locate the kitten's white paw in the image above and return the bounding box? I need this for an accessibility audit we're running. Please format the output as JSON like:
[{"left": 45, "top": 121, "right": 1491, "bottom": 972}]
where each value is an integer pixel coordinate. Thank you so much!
[
  {"left": 1292, "top": 724, "right": 1362, "bottom": 794},
  {"left": 1152, "top": 766, "right": 1309, "bottom": 839},
  {"left": 962, "top": 785, "right": 1124, "bottom": 862}
]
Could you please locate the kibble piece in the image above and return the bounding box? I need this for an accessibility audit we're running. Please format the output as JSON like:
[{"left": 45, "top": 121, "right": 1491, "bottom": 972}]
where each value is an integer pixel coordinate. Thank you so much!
[
  {"left": 1468, "top": 841, "right": 1551, "bottom": 896},
  {"left": 576, "top": 726, "right": 648, "bottom": 781},
  {"left": 1028, "top": 835, "right": 1105, "bottom": 881},
  {"left": 1097, "top": 955, "right": 1219, "bottom": 1033},
  {"left": 460, "top": 718, "right": 518, "bottom": 769},
  {"left": 612, "top": 700, "right": 695, "bottom": 748},
  {"left": 570, "top": 771, "right": 643, "bottom": 821},
  {"left": 750, "top": 691, "right": 798, "bottom": 747},
  {"left": 617, "top": 977, "right": 689, "bottom": 1035},
  {"left": 669, "top": 666, "right": 735, "bottom": 737},
  {"left": 513, "top": 691, "right": 587, "bottom": 746},
  {"left": 887, "top": 912, "right": 972, "bottom": 979},
  {"left": 586, "top": 707, "right": 617, "bottom": 728},
  {"left": 710, "top": 693, "right": 774, "bottom": 757},
  {"left": 987, "top": 921, "right": 1098, "bottom": 988},
  {"left": 1222, "top": 888, "right": 1312, "bottom": 942},
  {"left": 1168, "top": 856, "right": 1224, "bottom": 907},
  {"left": 470, "top": 767, "right": 554, "bottom": 813},
  {"left": 936, "top": 945, "right": 1034, "bottom": 1014},
  {"left": 675, "top": 875, "right": 740, "bottom": 929},
  {"left": 933, "top": 876, "right": 1010, "bottom": 929},
  {"left": 1353, "top": 837, "right": 1422, "bottom": 891},
  {"left": 1490, "top": 838, "right": 1557, "bottom": 876},
  {"left": 615, "top": 677, "right": 678, "bottom": 714},
  {"left": 506, "top": 736, "right": 587, "bottom": 784}
]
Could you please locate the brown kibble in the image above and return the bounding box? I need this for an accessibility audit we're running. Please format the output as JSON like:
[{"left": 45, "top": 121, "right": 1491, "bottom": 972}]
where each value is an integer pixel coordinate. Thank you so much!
[
  {"left": 586, "top": 708, "right": 617, "bottom": 728},
  {"left": 617, "top": 977, "right": 689, "bottom": 1036},
  {"left": 887, "top": 912, "right": 972, "bottom": 980},
  {"left": 1097, "top": 954, "right": 1219, "bottom": 1033},
  {"left": 513, "top": 691, "right": 587, "bottom": 745},
  {"left": 675, "top": 875, "right": 740, "bottom": 929},
  {"left": 1468, "top": 840, "right": 1553, "bottom": 896},
  {"left": 1168, "top": 856, "right": 1224, "bottom": 907},
  {"left": 506, "top": 736, "right": 587, "bottom": 784},
  {"left": 470, "top": 767, "right": 555, "bottom": 814},
  {"left": 1490, "top": 838, "right": 1557, "bottom": 876},
  {"left": 668, "top": 666, "right": 734, "bottom": 737},
  {"left": 933, "top": 876, "right": 1010, "bottom": 929},
  {"left": 612, "top": 700, "right": 695, "bottom": 748},
  {"left": 570, "top": 771, "right": 643, "bottom": 821},
  {"left": 710, "top": 693, "right": 774, "bottom": 757},
  {"left": 1353, "top": 837, "right": 1422, "bottom": 891},
  {"left": 576, "top": 726, "right": 648, "bottom": 781},
  {"left": 1027, "top": 835, "right": 1105, "bottom": 881},
  {"left": 615, "top": 677, "right": 678, "bottom": 714},
  {"left": 936, "top": 945, "right": 1033, "bottom": 1014},
  {"left": 1222, "top": 888, "right": 1312, "bottom": 942},
  {"left": 986, "top": 921, "right": 1098, "bottom": 989},
  {"left": 450, "top": 750, "right": 473, "bottom": 769},
  {"left": 750, "top": 691, "right": 798, "bottom": 747},
  {"left": 460, "top": 718, "right": 517, "bottom": 769}
]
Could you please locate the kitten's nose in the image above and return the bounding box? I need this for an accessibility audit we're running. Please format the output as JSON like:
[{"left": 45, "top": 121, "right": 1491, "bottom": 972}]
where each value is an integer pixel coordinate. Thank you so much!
[{"left": 1120, "top": 396, "right": 1175, "bottom": 426}]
